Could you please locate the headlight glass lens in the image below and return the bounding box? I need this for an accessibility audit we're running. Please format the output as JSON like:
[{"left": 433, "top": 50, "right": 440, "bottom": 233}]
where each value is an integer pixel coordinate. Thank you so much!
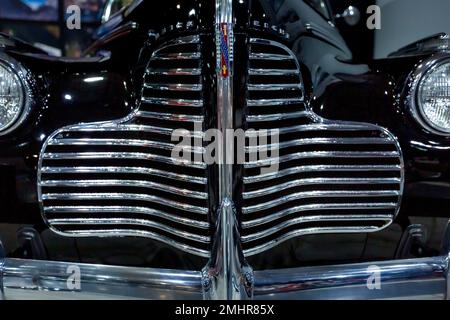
[
  {"left": 0, "top": 63, "right": 24, "bottom": 132},
  {"left": 418, "top": 62, "right": 450, "bottom": 133}
]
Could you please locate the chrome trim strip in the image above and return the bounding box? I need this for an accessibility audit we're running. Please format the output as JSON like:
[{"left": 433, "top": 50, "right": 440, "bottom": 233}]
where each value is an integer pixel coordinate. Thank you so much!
[
  {"left": 249, "top": 53, "right": 292, "bottom": 60},
  {"left": 153, "top": 35, "right": 200, "bottom": 53},
  {"left": 248, "top": 68, "right": 298, "bottom": 76},
  {"left": 244, "top": 151, "right": 400, "bottom": 168},
  {"left": 136, "top": 111, "right": 204, "bottom": 122},
  {"left": 40, "top": 166, "right": 207, "bottom": 184},
  {"left": 247, "top": 83, "right": 302, "bottom": 91},
  {"left": 42, "top": 151, "right": 207, "bottom": 169},
  {"left": 63, "top": 229, "right": 210, "bottom": 257},
  {"left": 143, "top": 83, "right": 202, "bottom": 92},
  {"left": 48, "top": 138, "right": 205, "bottom": 154},
  {"left": 141, "top": 97, "right": 204, "bottom": 108},
  {"left": 242, "top": 202, "right": 398, "bottom": 228},
  {"left": 62, "top": 124, "right": 205, "bottom": 138},
  {"left": 48, "top": 218, "right": 210, "bottom": 243},
  {"left": 241, "top": 214, "right": 393, "bottom": 243},
  {"left": 244, "top": 226, "right": 388, "bottom": 257},
  {"left": 152, "top": 52, "right": 201, "bottom": 60},
  {"left": 146, "top": 68, "right": 201, "bottom": 76},
  {"left": 247, "top": 98, "right": 304, "bottom": 107},
  {"left": 42, "top": 193, "right": 208, "bottom": 215},
  {"left": 245, "top": 137, "right": 395, "bottom": 152},
  {"left": 243, "top": 177, "right": 401, "bottom": 199},
  {"left": 245, "top": 123, "right": 384, "bottom": 136},
  {"left": 244, "top": 164, "right": 402, "bottom": 183},
  {"left": 246, "top": 111, "right": 310, "bottom": 122},
  {"left": 242, "top": 190, "right": 400, "bottom": 214},
  {"left": 44, "top": 206, "right": 210, "bottom": 229},
  {"left": 41, "top": 179, "right": 208, "bottom": 199}
]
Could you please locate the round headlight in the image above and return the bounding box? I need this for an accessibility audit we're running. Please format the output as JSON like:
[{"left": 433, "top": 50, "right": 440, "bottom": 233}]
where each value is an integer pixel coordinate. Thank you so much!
[
  {"left": 0, "top": 54, "right": 31, "bottom": 135},
  {"left": 411, "top": 55, "right": 450, "bottom": 135}
]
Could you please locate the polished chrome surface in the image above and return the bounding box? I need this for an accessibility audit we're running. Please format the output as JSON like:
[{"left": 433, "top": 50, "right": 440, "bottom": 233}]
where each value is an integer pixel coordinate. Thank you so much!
[
  {"left": 242, "top": 37, "right": 404, "bottom": 256},
  {"left": 0, "top": 256, "right": 448, "bottom": 300},
  {"left": 202, "top": 199, "right": 253, "bottom": 300},
  {"left": 38, "top": 35, "right": 210, "bottom": 258},
  {"left": 1, "top": 258, "right": 203, "bottom": 300},
  {"left": 254, "top": 256, "right": 447, "bottom": 300},
  {"left": 201, "top": 0, "right": 254, "bottom": 300},
  {"left": 406, "top": 53, "right": 450, "bottom": 136}
]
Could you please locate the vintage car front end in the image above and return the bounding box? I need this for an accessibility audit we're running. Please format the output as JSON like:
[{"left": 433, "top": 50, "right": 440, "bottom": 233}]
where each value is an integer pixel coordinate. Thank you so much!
[{"left": 0, "top": 0, "right": 449, "bottom": 300}]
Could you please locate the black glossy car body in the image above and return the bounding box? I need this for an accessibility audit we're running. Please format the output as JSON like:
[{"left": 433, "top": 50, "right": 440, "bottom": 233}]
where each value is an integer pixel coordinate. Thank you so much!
[{"left": 0, "top": 0, "right": 448, "bottom": 271}]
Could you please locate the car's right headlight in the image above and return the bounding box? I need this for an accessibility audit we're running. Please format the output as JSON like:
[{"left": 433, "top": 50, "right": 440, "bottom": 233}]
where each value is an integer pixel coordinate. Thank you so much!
[{"left": 0, "top": 54, "right": 32, "bottom": 135}]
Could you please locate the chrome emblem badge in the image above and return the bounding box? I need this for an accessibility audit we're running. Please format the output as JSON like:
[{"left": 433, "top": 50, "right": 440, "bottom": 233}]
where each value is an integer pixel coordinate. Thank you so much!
[{"left": 218, "top": 23, "right": 233, "bottom": 77}]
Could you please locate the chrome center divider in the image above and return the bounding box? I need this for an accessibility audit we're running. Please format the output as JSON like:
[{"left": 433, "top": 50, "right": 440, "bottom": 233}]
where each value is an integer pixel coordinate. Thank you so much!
[{"left": 201, "top": 0, "right": 254, "bottom": 300}]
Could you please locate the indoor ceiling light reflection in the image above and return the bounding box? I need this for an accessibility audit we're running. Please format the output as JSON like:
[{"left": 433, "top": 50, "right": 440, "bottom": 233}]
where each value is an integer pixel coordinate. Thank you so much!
[{"left": 83, "top": 76, "right": 104, "bottom": 83}]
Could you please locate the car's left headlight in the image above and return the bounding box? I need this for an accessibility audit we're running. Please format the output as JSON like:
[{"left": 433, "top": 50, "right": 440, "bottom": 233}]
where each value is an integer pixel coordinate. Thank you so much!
[
  {"left": 0, "top": 54, "right": 32, "bottom": 135},
  {"left": 410, "top": 55, "right": 450, "bottom": 135}
]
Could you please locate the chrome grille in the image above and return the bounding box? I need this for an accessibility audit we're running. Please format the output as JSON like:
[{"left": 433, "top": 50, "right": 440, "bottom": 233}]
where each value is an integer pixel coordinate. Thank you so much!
[
  {"left": 38, "top": 35, "right": 211, "bottom": 257},
  {"left": 241, "top": 38, "right": 403, "bottom": 256}
]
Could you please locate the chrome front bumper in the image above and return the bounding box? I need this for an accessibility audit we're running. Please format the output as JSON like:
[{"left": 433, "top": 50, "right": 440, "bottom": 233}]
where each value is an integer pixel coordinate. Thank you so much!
[{"left": 1, "top": 255, "right": 448, "bottom": 300}]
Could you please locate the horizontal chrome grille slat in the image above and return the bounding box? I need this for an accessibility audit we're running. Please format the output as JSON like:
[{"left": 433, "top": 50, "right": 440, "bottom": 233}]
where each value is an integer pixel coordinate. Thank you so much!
[
  {"left": 42, "top": 152, "right": 207, "bottom": 169},
  {"left": 143, "top": 83, "right": 202, "bottom": 92},
  {"left": 247, "top": 98, "right": 304, "bottom": 107},
  {"left": 245, "top": 137, "right": 394, "bottom": 152},
  {"left": 42, "top": 193, "right": 208, "bottom": 215},
  {"left": 48, "top": 138, "right": 204, "bottom": 153},
  {"left": 136, "top": 111, "right": 204, "bottom": 123},
  {"left": 44, "top": 206, "right": 209, "bottom": 229},
  {"left": 249, "top": 53, "right": 292, "bottom": 60},
  {"left": 152, "top": 52, "right": 201, "bottom": 60},
  {"left": 249, "top": 68, "right": 298, "bottom": 76},
  {"left": 243, "top": 226, "right": 383, "bottom": 257},
  {"left": 248, "top": 83, "right": 302, "bottom": 91},
  {"left": 141, "top": 97, "right": 203, "bottom": 107},
  {"left": 244, "top": 165, "right": 402, "bottom": 183},
  {"left": 48, "top": 218, "right": 210, "bottom": 243},
  {"left": 153, "top": 35, "right": 200, "bottom": 53},
  {"left": 41, "top": 179, "right": 208, "bottom": 199},
  {"left": 242, "top": 190, "right": 400, "bottom": 214},
  {"left": 242, "top": 203, "right": 398, "bottom": 228},
  {"left": 242, "top": 214, "right": 394, "bottom": 243},
  {"left": 243, "top": 177, "right": 401, "bottom": 199},
  {"left": 245, "top": 124, "right": 382, "bottom": 136},
  {"left": 40, "top": 166, "right": 207, "bottom": 184},
  {"left": 64, "top": 229, "right": 210, "bottom": 257},
  {"left": 244, "top": 151, "right": 400, "bottom": 168},
  {"left": 246, "top": 111, "right": 310, "bottom": 122},
  {"left": 146, "top": 68, "right": 201, "bottom": 76}
]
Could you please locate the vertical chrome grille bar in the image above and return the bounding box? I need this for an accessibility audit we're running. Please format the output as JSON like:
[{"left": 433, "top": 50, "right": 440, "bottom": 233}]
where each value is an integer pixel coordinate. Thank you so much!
[{"left": 202, "top": 0, "right": 254, "bottom": 301}]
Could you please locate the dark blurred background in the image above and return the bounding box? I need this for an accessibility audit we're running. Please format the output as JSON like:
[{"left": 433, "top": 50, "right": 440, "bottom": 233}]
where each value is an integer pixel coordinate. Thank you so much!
[
  {"left": 0, "top": 0, "right": 114, "bottom": 57},
  {"left": 0, "top": 0, "right": 374, "bottom": 58},
  {"left": 1, "top": 0, "right": 446, "bottom": 60}
]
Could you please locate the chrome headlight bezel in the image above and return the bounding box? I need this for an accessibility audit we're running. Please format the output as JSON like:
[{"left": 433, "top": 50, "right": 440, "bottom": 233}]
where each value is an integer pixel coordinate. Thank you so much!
[
  {"left": 0, "top": 53, "right": 32, "bottom": 136},
  {"left": 408, "top": 53, "right": 450, "bottom": 136}
]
